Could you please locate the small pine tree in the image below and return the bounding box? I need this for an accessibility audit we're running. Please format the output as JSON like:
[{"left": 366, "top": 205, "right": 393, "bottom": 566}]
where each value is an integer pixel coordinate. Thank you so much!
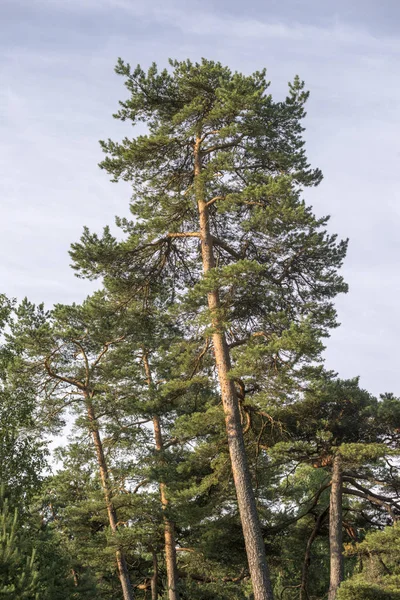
[{"left": 0, "top": 492, "right": 39, "bottom": 599}]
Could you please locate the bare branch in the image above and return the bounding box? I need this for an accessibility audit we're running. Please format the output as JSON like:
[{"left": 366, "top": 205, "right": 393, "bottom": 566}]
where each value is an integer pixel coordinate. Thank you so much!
[
  {"left": 91, "top": 336, "right": 126, "bottom": 370},
  {"left": 167, "top": 232, "right": 201, "bottom": 238},
  {"left": 71, "top": 339, "right": 90, "bottom": 387},
  {"left": 300, "top": 506, "right": 329, "bottom": 600},
  {"left": 268, "top": 483, "right": 331, "bottom": 534},
  {"left": 205, "top": 195, "right": 226, "bottom": 207},
  {"left": 343, "top": 477, "right": 400, "bottom": 511},
  {"left": 44, "top": 357, "right": 86, "bottom": 391},
  {"left": 229, "top": 330, "right": 271, "bottom": 349},
  {"left": 211, "top": 236, "right": 242, "bottom": 260},
  {"left": 343, "top": 487, "right": 398, "bottom": 521},
  {"left": 132, "top": 479, "right": 149, "bottom": 494},
  {"left": 202, "top": 135, "right": 245, "bottom": 155}
]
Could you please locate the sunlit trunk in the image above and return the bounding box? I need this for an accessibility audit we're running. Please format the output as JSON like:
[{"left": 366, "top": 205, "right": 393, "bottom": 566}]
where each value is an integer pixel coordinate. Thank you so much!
[
  {"left": 328, "top": 454, "right": 344, "bottom": 600},
  {"left": 194, "top": 136, "right": 274, "bottom": 600},
  {"left": 143, "top": 353, "right": 180, "bottom": 600},
  {"left": 86, "top": 397, "right": 134, "bottom": 600}
]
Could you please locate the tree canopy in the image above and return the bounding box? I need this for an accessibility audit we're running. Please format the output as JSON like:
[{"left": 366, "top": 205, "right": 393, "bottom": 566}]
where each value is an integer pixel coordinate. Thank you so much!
[{"left": 1, "top": 58, "right": 399, "bottom": 600}]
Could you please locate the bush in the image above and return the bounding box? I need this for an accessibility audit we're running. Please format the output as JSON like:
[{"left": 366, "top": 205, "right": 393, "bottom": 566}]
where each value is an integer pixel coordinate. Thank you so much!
[{"left": 337, "top": 580, "right": 400, "bottom": 600}]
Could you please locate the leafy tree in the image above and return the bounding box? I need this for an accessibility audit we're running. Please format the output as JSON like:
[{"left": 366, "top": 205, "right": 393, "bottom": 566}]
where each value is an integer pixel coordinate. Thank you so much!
[
  {"left": 0, "top": 384, "right": 46, "bottom": 508},
  {"left": 0, "top": 296, "right": 47, "bottom": 507}
]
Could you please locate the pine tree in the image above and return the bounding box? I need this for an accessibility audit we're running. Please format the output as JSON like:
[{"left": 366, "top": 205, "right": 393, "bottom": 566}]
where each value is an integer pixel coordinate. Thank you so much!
[
  {"left": 0, "top": 298, "right": 95, "bottom": 599},
  {"left": 0, "top": 492, "right": 39, "bottom": 599},
  {"left": 9, "top": 296, "right": 136, "bottom": 600},
  {"left": 9, "top": 293, "right": 211, "bottom": 598},
  {"left": 263, "top": 377, "right": 400, "bottom": 599},
  {"left": 337, "top": 523, "right": 400, "bottom": 600},
  {"left": 70, "top": 57, "right": 348, "bottom": 600}
]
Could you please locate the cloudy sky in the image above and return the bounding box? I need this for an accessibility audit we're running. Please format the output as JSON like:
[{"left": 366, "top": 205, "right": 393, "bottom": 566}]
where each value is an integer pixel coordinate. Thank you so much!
[{"left": 1, "top": 0, "right": 400, "bottom": 397}]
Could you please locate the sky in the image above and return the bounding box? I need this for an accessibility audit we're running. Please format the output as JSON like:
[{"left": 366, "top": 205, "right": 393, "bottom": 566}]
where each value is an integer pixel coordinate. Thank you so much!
[{"left": 1, "top": 0, "right": 400, "bottom": 397}]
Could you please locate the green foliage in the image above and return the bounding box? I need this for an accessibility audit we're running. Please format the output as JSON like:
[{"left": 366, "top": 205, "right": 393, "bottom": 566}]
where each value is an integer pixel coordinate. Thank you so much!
[
  {"left": 65, "top": 58, "right": 353, "bottom": 598},
  {"left": 339, "top": 442, "right": 392, "bottom": 464},
  {"left": 339, "top": 524, "right": 400, "bottom": 600},
  {"left": 337, "top": 581, "right": 400, "bottom": 600},
  {"left": 0, "top": 384, "right": 47, "bottom": 506},
  {"left": 70, "top": 57, "right": 348, "bottom": 405},
  {"left": 0, "top": 493, "right": 39, "bottom": 599},
  {"left": 2, "top": 57, "right": 400, "bottom": 600}
]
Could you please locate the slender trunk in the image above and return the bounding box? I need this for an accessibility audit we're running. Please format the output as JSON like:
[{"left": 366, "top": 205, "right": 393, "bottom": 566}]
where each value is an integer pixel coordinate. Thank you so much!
[
  {"left": 328, "top": 454, "right": 344, "bottom": 600},
  {"left": 151, "top": 551, "right": 158, "bottom": 600},
  {"left": 299, "top": 507, "right": 328, "bottom": 600},
  {"left": 71, "top": 569, "right": 79, "bottom": 587},
  {"left": 86, "top": 397, "right": 135, "bottom": 600},
  {"left": 143, "top": 354, "right": 180, "bottom": 600},
  {"left": 194, "top": 136, "right": 274, "bottom": 600}
]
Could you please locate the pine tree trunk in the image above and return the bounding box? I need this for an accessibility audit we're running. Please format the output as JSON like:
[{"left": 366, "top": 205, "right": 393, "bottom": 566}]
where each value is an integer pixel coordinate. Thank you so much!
[
  {"left": 153, "top": 418, "right": 179, "bottom": 600},
  {"left": 151, "top": 551, "right": 158, "bottom": 600},
  {"left": 194, "top": 137, "right": 274, "bottom": 600},
  {"left": 86, "top": 397, "right": 135, "bottom": 600},
  {"left": 143, "top": 354, "right": 180, "bottom": 600},
  {"left": 328, "top": 454, "right": 344, "bottom": 600}
]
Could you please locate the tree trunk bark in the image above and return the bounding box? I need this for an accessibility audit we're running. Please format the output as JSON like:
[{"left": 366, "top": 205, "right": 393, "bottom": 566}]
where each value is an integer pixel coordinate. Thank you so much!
[
  {"left": 71, "top": 568, "right": 79, "bottom": 587},
  {"left": 151, "top": 551, "right": 158, "bottom": 600},
  {"left": 299, "top": 507, "right": 328, "bottom": 600},
  {"left": 193, "top": 136, "right": 274, "bottom": 600},
  {"left": 328, "top": 454, "right": 344, "bottom": 600},
  {"left": 143, "top": 353, "right": 180, "bottom": 600},
  {"left": 86, "top": 397, "right": 135, "bottom": 600}
]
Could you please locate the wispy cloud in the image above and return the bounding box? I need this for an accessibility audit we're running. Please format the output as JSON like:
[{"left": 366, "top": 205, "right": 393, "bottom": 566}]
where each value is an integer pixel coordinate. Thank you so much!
[
  {"left": 1, "top": 0, "right": 400, "bottom": 396},
  {"left": 10, "top": 0, "right": 400, "bottom": 54}
]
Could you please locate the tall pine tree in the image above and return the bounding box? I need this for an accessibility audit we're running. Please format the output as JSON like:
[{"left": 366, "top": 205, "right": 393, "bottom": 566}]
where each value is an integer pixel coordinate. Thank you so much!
[{"left": 70, "top": 58, "right": 348, "bottom": 600}]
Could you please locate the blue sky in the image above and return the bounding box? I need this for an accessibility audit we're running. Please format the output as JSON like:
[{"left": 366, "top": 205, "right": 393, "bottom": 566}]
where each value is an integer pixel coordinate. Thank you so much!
[{"left": 1, "top": 0, "right": 400, "bottom": 396}]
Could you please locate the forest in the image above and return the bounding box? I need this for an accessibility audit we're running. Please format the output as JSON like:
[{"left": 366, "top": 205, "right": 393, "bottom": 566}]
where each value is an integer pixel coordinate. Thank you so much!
[{"left": 1, "top": 58, "right": 400, "bottom": 600}]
